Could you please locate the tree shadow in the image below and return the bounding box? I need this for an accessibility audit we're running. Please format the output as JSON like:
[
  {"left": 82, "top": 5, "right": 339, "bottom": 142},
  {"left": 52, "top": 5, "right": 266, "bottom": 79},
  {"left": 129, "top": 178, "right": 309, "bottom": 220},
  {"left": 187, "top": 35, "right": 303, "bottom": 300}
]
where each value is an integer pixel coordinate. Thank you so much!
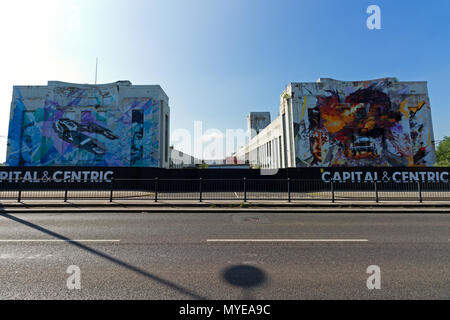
[{"left": 0, "top": 212, "right": 206, "bottom": 300}]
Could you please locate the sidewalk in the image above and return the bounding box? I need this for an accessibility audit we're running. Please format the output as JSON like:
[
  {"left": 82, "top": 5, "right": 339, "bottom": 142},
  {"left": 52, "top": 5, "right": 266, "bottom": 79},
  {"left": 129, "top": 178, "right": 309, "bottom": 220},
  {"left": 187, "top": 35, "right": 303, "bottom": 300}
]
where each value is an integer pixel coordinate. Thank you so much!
[{"left": 1, "top": 199, "right": 450, "bottom": 213}]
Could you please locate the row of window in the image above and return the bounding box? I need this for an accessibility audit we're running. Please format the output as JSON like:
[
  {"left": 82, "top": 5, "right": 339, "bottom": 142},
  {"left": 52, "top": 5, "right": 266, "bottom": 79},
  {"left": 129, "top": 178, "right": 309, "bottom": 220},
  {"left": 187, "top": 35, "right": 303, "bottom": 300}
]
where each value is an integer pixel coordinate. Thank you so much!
[{"left": 244, "top": 136, "right": 282, "bottom": 169}]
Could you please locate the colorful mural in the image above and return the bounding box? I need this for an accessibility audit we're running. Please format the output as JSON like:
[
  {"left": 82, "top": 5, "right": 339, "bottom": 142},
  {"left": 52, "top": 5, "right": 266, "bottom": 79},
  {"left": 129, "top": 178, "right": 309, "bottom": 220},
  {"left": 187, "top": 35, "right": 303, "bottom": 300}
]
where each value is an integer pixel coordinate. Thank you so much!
[
  {"left": 6, "top": 82, "right": 162, "bottom": 167},
  {"left": 294, "top": 79, "right": 436, "bottom": 167}
]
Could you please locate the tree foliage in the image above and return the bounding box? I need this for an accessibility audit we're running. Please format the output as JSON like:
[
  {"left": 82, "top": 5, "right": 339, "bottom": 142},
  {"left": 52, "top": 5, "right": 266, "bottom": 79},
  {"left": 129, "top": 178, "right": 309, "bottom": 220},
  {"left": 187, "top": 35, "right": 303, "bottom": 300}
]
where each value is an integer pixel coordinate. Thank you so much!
[{"left": 436, "top": 136, "right": 450, "bottom": 167}]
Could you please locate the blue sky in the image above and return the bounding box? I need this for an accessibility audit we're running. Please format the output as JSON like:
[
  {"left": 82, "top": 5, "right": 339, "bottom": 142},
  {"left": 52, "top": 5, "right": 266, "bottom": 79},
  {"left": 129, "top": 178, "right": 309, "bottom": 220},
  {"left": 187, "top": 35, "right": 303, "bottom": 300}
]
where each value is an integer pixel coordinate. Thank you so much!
[{"left": 0, "top": 0, "right": 449, "bottom": 161}]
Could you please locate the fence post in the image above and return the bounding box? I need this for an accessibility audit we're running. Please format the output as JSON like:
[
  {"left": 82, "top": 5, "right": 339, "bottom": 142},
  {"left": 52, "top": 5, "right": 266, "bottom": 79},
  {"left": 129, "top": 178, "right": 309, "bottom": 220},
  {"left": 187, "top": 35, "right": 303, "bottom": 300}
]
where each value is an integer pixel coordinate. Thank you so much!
[
  {"left": 287, "top": 178, "right": 291, "bottom": 203},
  {"left": 109, "top": 178, "right": 114, "bottom": 203},
  {"left": 417, "top": 181, "right": 423, "bottom": 203},
  {"left": 154, "top": 177, "right": 158, "bottom": 203},
  {"left": 243, "top": 178, "right": 247, "bottom": 202},
  {"left": 331, "top": 180, "right": 335, "bottom": 203},
  {"left": 18, "top": 189, "right": 22, "bottom": 203},
  {"left": 199, "top": 177, "right": 203, "bottom": 202},
  {"left": 374, "top": 181, "right": 379, "bottom": 203},
  {"left": 64, "top": 189, "right": 68, "bottom": 203}
]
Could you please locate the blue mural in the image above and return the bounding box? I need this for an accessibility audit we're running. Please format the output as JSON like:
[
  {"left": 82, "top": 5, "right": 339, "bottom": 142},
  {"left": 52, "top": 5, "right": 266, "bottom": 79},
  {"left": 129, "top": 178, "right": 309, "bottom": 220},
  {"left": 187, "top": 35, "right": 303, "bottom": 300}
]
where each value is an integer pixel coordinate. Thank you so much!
[{"left": 6, "top": 83, "right": 161, "bottom": 167}]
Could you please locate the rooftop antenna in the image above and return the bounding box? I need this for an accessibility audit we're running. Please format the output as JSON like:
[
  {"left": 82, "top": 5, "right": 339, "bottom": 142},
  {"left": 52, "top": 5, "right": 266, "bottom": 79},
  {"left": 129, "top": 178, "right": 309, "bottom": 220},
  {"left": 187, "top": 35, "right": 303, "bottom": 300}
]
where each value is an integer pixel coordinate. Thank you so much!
[{"left": 95, "top": 57, "right": 98, "bottom": 84}]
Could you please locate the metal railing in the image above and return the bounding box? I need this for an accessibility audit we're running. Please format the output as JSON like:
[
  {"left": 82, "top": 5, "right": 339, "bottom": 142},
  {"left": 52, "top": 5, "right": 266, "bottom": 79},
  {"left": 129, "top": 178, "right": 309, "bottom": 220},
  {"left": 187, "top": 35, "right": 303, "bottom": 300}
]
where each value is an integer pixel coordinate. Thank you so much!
[{"left": 0, "top": 178, "right": 449, "bottom": 203}]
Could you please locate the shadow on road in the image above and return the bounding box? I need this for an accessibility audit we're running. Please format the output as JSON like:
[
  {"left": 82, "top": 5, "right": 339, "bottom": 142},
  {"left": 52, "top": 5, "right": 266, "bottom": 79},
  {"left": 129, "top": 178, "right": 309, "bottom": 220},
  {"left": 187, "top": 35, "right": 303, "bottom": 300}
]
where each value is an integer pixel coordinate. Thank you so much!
[
  {"left": 0, "top": 212, "right": 206, "bottom": 300},
  {"left": 222, "top": 265, "right": 268, "bottom": 300}
]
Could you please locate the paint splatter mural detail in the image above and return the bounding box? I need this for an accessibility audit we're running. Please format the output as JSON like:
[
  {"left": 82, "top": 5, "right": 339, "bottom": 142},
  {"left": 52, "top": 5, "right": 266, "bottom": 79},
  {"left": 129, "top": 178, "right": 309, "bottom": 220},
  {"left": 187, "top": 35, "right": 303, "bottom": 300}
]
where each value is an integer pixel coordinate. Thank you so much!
[
  {"left": 6, "top": 81, "right": 167, "bottom": 167},
  {"left": 293, "top": 78, "right": 436, "bottom": 167},
  {"left": 131, "top": 109, "right": 144, "bottom": 166},
  {"left": 53, "top": 118, "right": 119, "bottom": 156}
]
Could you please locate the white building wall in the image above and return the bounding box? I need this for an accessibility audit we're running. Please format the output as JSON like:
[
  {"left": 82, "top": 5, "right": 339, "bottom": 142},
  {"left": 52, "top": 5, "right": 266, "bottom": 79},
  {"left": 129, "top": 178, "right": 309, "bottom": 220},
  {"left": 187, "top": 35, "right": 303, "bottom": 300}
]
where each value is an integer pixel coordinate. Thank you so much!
[
  {"left": 170, "top": 147, "right": 200, "bottom": 168},
  {"left": 236, "top": 115, "right": 283, "bottom": 169}
]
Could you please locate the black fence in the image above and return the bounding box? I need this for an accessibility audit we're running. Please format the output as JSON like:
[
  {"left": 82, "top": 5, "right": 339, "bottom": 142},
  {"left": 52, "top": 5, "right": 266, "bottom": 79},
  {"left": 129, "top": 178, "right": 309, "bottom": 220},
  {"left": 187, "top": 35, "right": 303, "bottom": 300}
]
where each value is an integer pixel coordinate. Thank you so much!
[{"left": 0, "top": 178, "right": 449, "bottom": 203}]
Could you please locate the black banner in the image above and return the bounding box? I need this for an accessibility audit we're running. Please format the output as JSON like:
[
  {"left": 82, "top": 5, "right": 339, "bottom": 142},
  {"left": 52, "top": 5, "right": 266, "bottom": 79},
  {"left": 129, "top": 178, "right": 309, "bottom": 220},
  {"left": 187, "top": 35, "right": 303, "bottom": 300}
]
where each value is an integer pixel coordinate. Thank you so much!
[
  {"left": 0, "top": 166, "right": 448, "bottom": 190},
  {"left": 0, "top": 300, "right": 439, "bottom": 318}
]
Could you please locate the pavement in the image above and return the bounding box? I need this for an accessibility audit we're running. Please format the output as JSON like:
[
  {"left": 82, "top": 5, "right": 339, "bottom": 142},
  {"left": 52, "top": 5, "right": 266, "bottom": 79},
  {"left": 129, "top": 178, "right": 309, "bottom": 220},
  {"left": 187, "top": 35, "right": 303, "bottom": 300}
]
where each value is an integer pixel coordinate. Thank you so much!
[
  {"left": 0, "top": 210, "right": 448, "bottom": 299},
  {"left": 1, "top": 199, "right": 450, "bottom": 213}
]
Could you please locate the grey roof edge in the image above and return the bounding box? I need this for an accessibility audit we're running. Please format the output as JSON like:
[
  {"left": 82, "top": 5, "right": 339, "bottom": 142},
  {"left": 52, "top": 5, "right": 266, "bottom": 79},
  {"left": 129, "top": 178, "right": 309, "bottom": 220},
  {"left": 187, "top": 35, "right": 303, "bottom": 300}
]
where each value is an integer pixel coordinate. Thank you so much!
[
  {"left": 287, "top": 77, "right": 428, "bottom": 86},
  {"left": 47, "top": 80, "right": 133, "bottom": 87},
  {"left": 130, "top": 84, "right": 169, "bottom": 100},
  {"left": 12, "top": 81, "right": 169, "bottom": 100},
  {"left": 12, "top": 80, "right": 132, "bottom": 88}
]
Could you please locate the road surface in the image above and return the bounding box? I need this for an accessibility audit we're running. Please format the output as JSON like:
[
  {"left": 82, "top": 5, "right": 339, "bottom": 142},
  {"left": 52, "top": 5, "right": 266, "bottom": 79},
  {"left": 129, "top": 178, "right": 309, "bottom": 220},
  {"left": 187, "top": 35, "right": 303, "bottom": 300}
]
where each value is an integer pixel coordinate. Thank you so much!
[{"left": 0, "top": 210, "right": 448, "bottom": 299}]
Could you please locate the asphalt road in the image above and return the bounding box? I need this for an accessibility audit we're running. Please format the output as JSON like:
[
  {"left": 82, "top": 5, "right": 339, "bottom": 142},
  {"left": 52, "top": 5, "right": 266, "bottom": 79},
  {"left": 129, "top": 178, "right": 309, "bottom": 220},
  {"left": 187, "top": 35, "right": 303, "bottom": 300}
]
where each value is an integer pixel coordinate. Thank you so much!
[{"left": 0, "top": 210, "right": 448, "bottom": 300}]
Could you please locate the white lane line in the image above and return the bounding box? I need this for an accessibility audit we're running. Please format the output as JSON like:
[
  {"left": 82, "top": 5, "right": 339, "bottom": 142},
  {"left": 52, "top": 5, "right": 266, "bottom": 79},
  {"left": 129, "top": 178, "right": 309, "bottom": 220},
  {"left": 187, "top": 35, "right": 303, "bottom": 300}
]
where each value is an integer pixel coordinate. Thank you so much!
[
  {"left": 207, "top": 239, "right": 369, "bottom": 243},
  {"left": 234, "top": 192, "right": 239, "bottom": 198},
  {"left": 0, "top": 240, "right": 121, "bottom": 243}
]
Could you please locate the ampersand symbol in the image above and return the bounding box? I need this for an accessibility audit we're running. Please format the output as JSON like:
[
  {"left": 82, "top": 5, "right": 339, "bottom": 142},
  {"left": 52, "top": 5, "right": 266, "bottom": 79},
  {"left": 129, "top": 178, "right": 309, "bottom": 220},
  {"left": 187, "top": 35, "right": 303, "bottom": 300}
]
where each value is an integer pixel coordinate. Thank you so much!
[{"left": 41, "top": 171, "right": 50, "bottom": 183}]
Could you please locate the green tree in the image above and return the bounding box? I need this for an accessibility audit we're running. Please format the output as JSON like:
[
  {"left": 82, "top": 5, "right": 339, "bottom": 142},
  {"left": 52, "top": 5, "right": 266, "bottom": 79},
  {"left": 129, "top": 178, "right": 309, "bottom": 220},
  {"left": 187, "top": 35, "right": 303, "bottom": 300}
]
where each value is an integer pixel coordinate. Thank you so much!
[{"left": 436, "top": 136, "right": 450, "bottom": 167}]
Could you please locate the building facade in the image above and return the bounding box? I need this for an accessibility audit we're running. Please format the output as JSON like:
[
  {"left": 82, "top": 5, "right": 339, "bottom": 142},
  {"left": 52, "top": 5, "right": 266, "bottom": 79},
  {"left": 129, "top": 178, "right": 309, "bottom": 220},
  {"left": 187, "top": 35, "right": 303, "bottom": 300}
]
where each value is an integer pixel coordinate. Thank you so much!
[
  {"left": 6, "top": 81, "right": 170, "bottom": 168},
  {"left": 170, "top": 147, "right": 201, "bottom": 168},
  {"left": 247, "top": 112, "right": 271, "bottom": 140},
  {"left": 236, "top": 78, "right": 436, "bottom": 168}
]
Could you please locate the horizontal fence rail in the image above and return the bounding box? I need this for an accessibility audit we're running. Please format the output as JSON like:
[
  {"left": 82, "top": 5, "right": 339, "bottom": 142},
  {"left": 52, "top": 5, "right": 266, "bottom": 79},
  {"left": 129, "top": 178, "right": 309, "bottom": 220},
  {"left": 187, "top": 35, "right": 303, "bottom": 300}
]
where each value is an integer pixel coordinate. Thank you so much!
[{"left": 0, "top": 178, "right": 449, "bottom": 203}]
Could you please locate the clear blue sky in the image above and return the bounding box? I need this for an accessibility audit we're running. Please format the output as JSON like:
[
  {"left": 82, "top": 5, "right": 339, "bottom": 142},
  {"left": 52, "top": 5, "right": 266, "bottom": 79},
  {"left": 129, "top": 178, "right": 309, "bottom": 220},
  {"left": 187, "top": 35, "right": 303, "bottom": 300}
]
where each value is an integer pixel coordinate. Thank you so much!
[{"left": 1, "top": 0, "right": 449, "bottom": 161}]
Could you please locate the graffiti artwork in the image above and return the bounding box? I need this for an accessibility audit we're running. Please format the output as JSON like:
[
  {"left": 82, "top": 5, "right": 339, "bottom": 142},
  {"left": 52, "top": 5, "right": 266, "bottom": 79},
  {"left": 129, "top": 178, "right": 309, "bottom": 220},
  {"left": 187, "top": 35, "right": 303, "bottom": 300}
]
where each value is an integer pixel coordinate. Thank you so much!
[
  {"left": 6, "top": 82, "right": 162, "bottom": 167},
  {"left": 53, "top": 118, "right": 119, "bottom": 156},
  {"left": 130, "top": 109, "right": 144, "bottom": 166},
  {"left": 294, "top": 79, "right": 436, "bottom": 167}
]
